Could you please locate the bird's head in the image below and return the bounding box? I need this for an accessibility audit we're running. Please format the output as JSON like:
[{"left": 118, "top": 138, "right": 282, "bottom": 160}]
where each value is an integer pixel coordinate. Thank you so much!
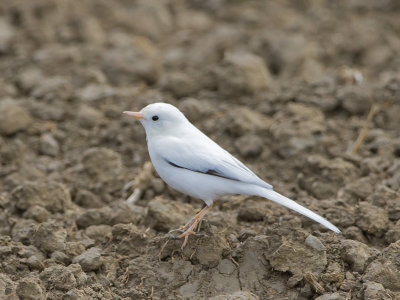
[{"left": 123, "top": 103, "right": 188, "bottom": 137}]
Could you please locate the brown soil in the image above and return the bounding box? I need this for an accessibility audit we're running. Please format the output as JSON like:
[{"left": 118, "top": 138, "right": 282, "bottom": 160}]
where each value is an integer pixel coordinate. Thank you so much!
[{"left": 0, "top": 1, "right": 400, "bottom": 299}]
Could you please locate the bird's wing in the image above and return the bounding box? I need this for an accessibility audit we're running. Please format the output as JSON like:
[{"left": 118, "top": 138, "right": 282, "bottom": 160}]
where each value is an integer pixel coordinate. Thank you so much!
[{"left": 155, "top": 133, "right": 273, "bottom": 189}]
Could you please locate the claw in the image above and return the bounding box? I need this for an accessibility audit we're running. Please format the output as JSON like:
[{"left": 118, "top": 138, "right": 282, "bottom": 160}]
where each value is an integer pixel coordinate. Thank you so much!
[
  {"left": 167, "top": 234, "right": 181, "bottom": 240},
  {"left": 168, "top": 228, "right": 184, "bottom": 234}
]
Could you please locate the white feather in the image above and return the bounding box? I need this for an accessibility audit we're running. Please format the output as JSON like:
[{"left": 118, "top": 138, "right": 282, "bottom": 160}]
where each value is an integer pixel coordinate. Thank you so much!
[
  {"left": 129, "top": 102, "right": 341, "bottom": 233},
  {"left": 255, "top": 188, "right": 341, "bottom": 233}
]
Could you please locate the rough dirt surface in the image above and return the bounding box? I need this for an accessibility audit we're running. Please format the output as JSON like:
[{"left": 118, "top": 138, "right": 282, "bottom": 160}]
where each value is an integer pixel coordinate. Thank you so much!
[{"left": 0, "top": 1, "right": 400, "bottom": 299}]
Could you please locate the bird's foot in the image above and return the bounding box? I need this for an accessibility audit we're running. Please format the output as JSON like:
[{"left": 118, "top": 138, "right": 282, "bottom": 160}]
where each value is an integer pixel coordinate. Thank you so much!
[
  {"left": 167, "top": 220, "right": 196, "bottom": 235},
  {"left": 178, "top": 217, "right": 208, "bottom": 249},
  {"left": 178, "top": 227, "right": 197, "bottom": 249},
  {"left": 168, "top": 205, "right": 212, "bottom": 249}
]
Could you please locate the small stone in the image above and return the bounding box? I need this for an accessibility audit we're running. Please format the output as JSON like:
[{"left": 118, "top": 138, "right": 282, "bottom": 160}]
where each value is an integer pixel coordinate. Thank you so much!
[
  {"left": 39, "top": 133, "right": 59, "bottom": 156},
  {"left": 0, "top": 99, "right": 32, "bottom": 135},
  {"left": 16, "top": 277, "right": 43, "bottom": 300},
  {"left": 305, "top": 235, "right": 326, "bottom": 252},
  {"left": 72, "top": 247, "right": 102, "bottom": 272},
  {"left": 32, "top": 220, "right": 67, "bottom": 254}
]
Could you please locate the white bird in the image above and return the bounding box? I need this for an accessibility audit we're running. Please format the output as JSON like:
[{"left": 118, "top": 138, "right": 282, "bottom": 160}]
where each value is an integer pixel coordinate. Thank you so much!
[{"left": 124, "top": 103, "right": 340, "bottom": 247}]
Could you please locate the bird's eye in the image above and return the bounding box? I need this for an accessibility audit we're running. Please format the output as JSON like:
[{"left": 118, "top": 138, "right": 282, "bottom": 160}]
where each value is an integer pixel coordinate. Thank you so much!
[{"left": 152, "top": 115, "right": 159, "bottom": 121}]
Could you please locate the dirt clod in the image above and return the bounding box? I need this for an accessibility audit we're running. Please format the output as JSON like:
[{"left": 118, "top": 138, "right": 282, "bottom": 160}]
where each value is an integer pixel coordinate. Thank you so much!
[
  {"left": 0, "top": 99, "right": 32, "bottom": 136},
  {"left": 72, "top": 247, "right": 102, "bottom": 272},
  {"left": 16, "top": 277, "right": 43, "bottom": 300},
  {"left": 146, "top": 197, "right": 192, "bottom": 232},
  {"left": 12, "top": 181, "right": 72, "bottom": 213},
  {"left": 270, "top": 238, "right": 327, "bottom": 275},
  {"left": 340, "top": 239, "right": 379, "bottom": 273},
  {"left": 32, "top": 220, "right": 67, "bottom": 254}
]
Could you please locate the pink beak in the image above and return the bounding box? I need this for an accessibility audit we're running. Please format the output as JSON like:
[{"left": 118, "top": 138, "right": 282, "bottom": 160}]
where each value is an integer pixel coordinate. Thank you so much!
[{"left": 123, "top": 111, "right": 144, "bottom": 119}]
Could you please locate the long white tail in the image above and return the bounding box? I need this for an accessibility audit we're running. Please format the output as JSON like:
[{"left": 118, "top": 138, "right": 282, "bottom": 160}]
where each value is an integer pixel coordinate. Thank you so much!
[{"left": 256, "top": 188, "right": 341, "bottom": 233}]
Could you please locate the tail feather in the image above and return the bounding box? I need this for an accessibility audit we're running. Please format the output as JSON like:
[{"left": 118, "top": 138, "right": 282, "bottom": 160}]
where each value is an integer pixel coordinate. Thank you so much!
[{"left": 257, "top": 188, "right": 341, "bottom": 233}]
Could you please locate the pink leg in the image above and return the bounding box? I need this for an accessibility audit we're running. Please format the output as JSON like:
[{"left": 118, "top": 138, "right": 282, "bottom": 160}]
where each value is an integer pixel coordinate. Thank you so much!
[
  {"left": 178, "top": 204, "right": 213, "bottom": 249},
  {"left": 180, "top": 205, "right": 210, "bottom": 231}
]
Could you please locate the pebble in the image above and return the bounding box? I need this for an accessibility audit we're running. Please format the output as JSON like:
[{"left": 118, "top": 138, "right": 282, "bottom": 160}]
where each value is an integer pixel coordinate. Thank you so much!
[
  {"left": 39, "top": 133, "right": 59, "bottom": 157},
  {"left": 305, "top": 235, "right": 326, "bottom": 252}
]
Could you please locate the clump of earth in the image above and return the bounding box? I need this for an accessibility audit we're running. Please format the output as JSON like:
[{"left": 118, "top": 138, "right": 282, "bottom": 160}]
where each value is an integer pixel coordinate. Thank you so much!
[{"left": 0, "top": 1, "right": 400, "bottom": 299}]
